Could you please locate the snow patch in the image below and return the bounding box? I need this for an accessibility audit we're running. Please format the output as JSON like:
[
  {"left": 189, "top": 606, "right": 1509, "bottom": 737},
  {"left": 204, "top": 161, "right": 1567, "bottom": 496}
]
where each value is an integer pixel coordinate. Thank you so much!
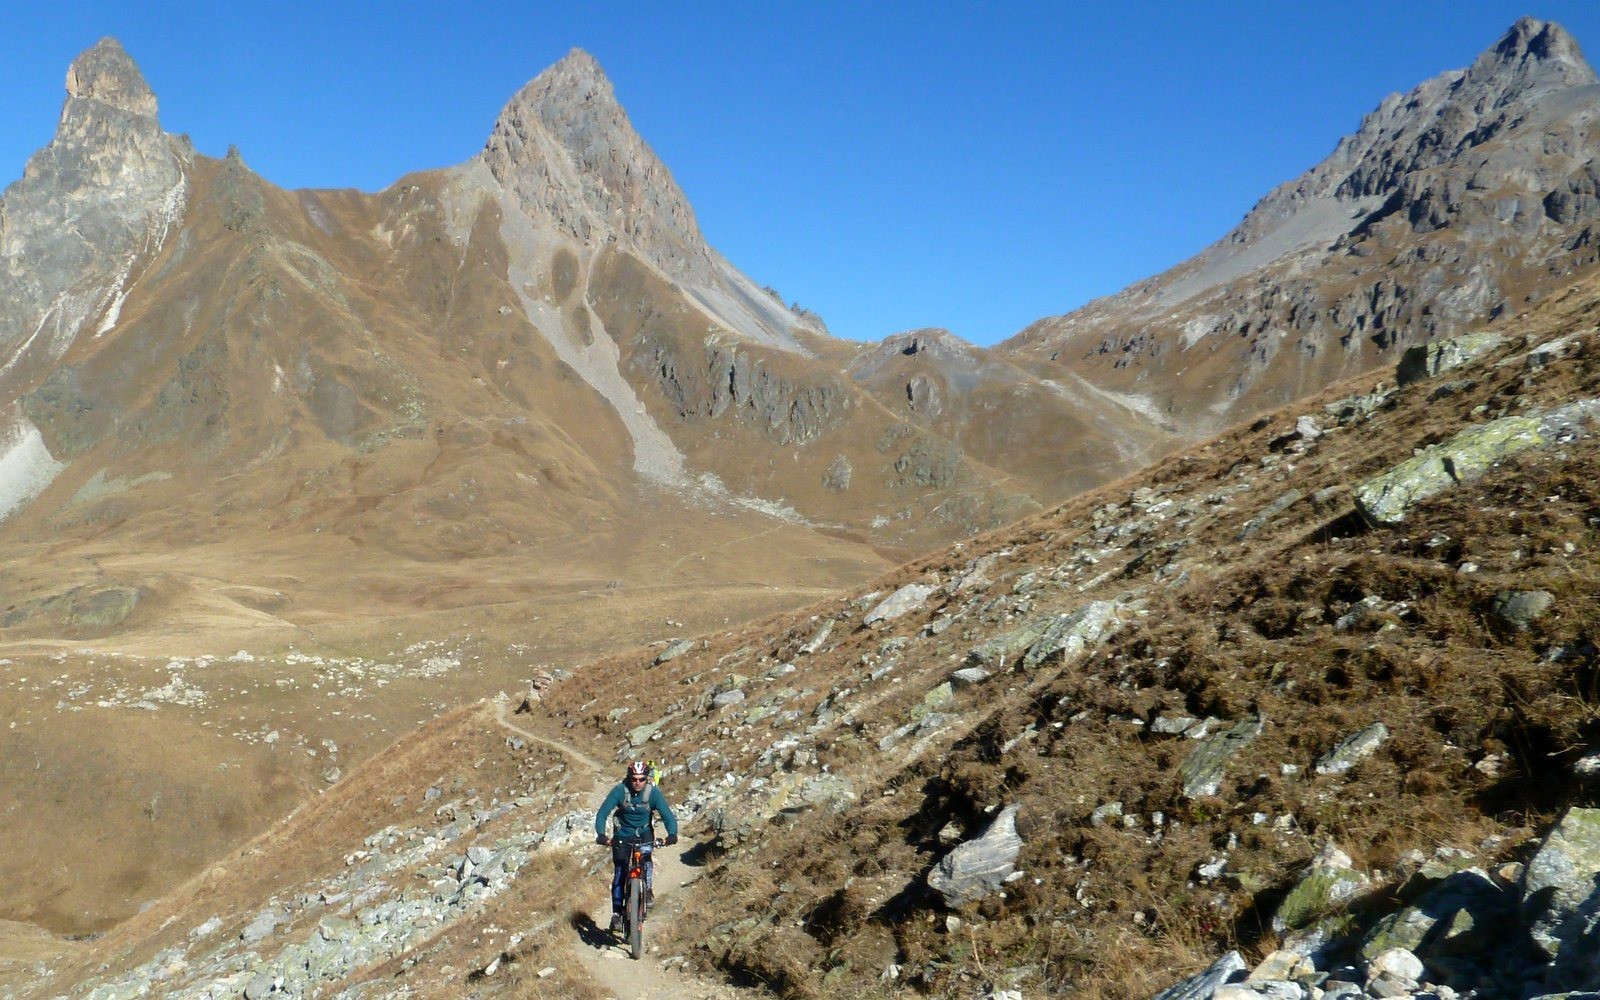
[{"left": 0, "top": 412, "right": 65, "bottom": 523}]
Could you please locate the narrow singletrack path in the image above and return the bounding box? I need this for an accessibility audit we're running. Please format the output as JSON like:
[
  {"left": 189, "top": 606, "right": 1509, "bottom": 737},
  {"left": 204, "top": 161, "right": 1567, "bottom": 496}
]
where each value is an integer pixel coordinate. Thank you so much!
[{"left": 491, "top": 698, "right": 736, "bottom": 999}]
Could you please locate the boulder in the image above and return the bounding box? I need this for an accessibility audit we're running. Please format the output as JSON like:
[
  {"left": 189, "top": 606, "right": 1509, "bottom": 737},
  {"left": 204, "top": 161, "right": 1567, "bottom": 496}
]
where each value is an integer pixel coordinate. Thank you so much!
[
  {"left": 1215, "top": 984, "right": 1302, "bottom": 1000},
  {"left": 654, "top": 639, "right": 694, "bottom": 664},
  {"left": 1490, "top": 589, "right": 1555, "bottom": 631},
  {"left": 1395, "top": 332, "right": 1505, "bottom": 385},
  {"left": 1365, "top": 947, "right": 1424, "bottom": 984},
  {"left": 1150, "top": 951, "right": 1247, "bottom": 1000},
  {"left": 926, "top": 805, "right": 1023, "bottom": 908},
  {"left": 1247, "top": 950, "right": 1313, "bottom": 982},
  {"left": 243, "top": 973, "right": 277, "bottom": 1000},
  {"left": 864, "top": 583, "right": 937, "bottom": 626},
  {"left": 240, "top": 907, "right": 283, "bottom": 944},
  {"left": 949, "top": 666, "right": 990, "bottom": 689},
  {"left": 1180, "top": 716, "right": 1263, "bottom": 799},
  {"left": 626, "top": 720, "right": 662, "bottom": 745},
  {"left": 1523, "top": 807, "right": 1600, "bottom": 984},
  {"left": 965, "top": 615, "right": 1061, "bottom": 668}
]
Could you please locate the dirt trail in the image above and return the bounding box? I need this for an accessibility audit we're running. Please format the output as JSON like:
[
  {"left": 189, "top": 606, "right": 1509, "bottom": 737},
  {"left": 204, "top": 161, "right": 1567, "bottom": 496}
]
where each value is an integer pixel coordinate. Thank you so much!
[{"left": 492, "top": 699, "right": 736, "bottom": 1000}]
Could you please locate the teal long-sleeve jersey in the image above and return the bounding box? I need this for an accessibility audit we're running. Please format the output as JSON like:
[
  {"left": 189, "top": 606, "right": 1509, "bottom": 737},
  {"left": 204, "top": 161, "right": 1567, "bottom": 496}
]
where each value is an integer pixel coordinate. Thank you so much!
[{"left": 594, "top": 782, "right": 678, "bottom": 840}]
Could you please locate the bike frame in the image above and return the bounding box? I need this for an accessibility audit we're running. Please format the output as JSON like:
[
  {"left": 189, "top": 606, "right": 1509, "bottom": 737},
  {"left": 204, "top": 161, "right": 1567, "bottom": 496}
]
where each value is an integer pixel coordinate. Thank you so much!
[{"left": 617, "top": 837, "right": 658, "bottom": 959}]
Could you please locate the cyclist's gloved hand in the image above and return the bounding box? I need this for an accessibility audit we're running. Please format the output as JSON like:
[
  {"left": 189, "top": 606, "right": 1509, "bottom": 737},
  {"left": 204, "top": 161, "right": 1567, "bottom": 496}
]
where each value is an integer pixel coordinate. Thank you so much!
[
  {"left": 596, "top": 834, "right": 611, "bottom": 846},
  {"left": 664, "top": 834, "right": 679, "bottom": 846}
]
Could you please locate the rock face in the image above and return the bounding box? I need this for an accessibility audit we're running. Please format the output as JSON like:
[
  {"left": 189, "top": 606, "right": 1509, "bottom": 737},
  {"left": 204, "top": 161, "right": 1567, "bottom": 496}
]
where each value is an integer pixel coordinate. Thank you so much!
[
  {"left": 0, "top": 38, "right": 187, "bottom": 385},
  {"left": 480, "top": 49, "right": 712, "bottom": 289},
  {"left": 926, "top": 804, "right": 1023, "bottom": 908},
  {"left": 1003, "top": 18, "right": 1600, "bottom": 435}
]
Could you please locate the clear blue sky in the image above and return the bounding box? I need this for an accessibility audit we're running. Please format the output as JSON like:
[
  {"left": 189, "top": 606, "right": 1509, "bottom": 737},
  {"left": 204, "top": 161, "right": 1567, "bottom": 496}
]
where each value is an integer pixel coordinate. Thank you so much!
[{"left": 2, "top": 2, "right": 1598, "bottom": 346}]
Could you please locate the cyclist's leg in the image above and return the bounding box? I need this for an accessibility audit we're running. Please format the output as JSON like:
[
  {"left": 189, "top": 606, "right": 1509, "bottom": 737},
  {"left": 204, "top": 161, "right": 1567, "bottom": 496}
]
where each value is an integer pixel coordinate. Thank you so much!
[
  {"left": 645, "top": 852, "right": 655, "bottom": 904},
  {"left": 610, "top": 859, "right": 625, "bottom": 925}
]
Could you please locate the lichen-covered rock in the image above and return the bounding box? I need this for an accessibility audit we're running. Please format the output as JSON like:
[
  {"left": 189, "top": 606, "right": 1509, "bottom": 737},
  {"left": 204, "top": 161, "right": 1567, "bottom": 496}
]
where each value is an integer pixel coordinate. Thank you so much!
[
  {"left": 1354, "top": 400, "right": 1600, "bottom": 524},
  {"left": 926, "top": 805, "right": 1023, "bottom": 908},
  {"left": 1523, "top": 807, "right": 1600, "bottom": 983},
  {"left": 1180, "top": 716, "right": 1264, "bottom": 799},
  {"left": 965, "top": 615, "right": 1061, "bottom": 668},
  {"left": 1358, "top": 868, "right": 1503, "bottom": 962},
  {"left": 1395, "top": 332, "right": 1506, "bottom": 385}
]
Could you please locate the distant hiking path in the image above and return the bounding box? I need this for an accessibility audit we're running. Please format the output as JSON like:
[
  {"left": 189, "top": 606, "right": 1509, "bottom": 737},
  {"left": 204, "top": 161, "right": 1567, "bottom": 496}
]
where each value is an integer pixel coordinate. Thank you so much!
[{"left": 492, "top": 699, "right": 737, "bottom": 1000}]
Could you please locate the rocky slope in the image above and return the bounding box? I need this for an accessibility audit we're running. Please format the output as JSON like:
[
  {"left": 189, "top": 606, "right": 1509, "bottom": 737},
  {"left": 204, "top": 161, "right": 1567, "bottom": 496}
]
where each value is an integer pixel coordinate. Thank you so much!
[
  {"left": 17, "top": 246, "right": 1600, "bottom": 1000},
  {"left": 0, "top": 38, "right": 1158, "bottom": 939},
  {"left": 1002, "top": 17, "right": 1600, "bottom": 436}
]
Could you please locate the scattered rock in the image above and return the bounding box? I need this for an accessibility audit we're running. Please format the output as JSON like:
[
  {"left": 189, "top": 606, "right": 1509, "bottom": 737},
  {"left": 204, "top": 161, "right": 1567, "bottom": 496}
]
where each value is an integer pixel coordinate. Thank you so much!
[
  {"left": 797, "top": 619, "right": 834, "bottom": 655},
  {"left": 1490, "top": 589, "right": 1555, "bottom": 632},
  {"left": 1180, "top": 716, "right": 1263, "bottom": 799},
  {"left": 1237, "top": 489, "right": 1304, "bottom": 541},
  {"left": 1315, "top": 723, "right": 1390, "bottom": 776},
  {"left": 655, "top": 639, "right": 695, "bottom": 664},
  {"left": 926, "top": 805, "right": 1024, "bottom": 908},
  {"left": 1151, "top": 951, "right": 1247, "bottom": 1000},
  {"left": 1019, "top": 600, "right": 1122, "bottom": 670},
  {"left": 863, "top": 583, "right": 937, "bottom": 626}
]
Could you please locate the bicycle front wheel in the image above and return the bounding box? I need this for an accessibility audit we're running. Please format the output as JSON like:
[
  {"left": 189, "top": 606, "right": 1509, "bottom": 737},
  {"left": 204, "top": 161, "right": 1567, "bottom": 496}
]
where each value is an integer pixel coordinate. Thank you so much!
[{"left": 626, "top": 878, "right": 644, "bottom": 959}]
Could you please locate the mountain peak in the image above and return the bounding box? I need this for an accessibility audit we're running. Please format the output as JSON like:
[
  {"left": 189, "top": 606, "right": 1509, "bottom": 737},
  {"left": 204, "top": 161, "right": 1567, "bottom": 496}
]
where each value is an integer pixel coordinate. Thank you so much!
[
  {"left": 1492, "top": 16, "right": 1587, "bottom": 68},
  {"left": 1468, "top": 16, "right": 1596, "bottom": 102},
  {"left": 64, "top": 37, "right": 158, "bottom": 120},
  {"left": 479, "top": 47, "right": 711, "bottom": 284}
]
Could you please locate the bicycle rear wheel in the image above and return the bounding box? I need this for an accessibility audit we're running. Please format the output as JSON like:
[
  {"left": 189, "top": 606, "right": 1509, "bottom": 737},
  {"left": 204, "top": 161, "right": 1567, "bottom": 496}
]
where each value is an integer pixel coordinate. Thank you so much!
[{"left": 626, "top": 877, "right": 644, "bottom": 959}]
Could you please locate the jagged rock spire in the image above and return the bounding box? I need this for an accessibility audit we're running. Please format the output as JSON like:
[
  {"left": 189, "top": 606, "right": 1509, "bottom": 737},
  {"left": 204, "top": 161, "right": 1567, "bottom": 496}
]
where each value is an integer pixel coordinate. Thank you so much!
[
  {"left": 63, "top": 37, "right": 159, "bottom": 122},
  {"left": 0, "top": 37, "right": 186, "bottom": 384},
  {"left": 479, "top": 47, "right": 713, "bottom": 285}
]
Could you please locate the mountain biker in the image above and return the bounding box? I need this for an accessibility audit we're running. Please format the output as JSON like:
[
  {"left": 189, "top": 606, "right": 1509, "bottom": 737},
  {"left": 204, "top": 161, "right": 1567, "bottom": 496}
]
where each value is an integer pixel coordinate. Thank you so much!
[{"left": 594, "top": 760, "right": 678, "bottom": 933}]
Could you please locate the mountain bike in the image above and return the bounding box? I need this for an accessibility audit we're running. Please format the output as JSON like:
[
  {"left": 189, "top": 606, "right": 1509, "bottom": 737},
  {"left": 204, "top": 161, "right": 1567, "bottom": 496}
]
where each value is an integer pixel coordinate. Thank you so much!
[{"left": 617, "top": 836, "right": 660, "bottom": 959}]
